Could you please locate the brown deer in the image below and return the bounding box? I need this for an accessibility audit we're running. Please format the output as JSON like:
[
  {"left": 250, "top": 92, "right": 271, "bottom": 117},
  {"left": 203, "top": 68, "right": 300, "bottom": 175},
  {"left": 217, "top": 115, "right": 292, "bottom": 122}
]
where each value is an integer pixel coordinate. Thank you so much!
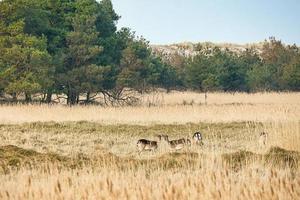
[
  {"left": 136, "top": 139, "right": 158, "bottom": 154},
  {"left": 158, "top": 135, "right": 190, "bottom": 150}
]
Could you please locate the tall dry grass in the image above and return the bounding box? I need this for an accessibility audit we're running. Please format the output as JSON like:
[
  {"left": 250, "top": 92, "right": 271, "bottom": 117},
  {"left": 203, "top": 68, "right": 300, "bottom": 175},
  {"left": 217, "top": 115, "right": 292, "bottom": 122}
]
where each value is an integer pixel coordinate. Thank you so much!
[
  {"left": 0, "top": 92, "right": 299, "bottom": 199},
  {"left": 141, "top": 91, "right": 300, "bottom": 106},
  {"left": 1, "top": 165, "right": 299, "bottom": 200},
  {"left": 0, "top": 92, "right": 299, "bottom": 124},
  {"left": 0, "top": 121, "right": 299, "bottom": 200}
]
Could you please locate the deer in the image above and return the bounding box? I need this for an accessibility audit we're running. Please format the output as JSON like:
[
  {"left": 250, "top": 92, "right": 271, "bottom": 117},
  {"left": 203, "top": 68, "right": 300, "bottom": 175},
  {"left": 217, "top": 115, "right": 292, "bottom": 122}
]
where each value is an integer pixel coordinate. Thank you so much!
[
  {"left": 258, "top": 132, "right": 268, "bottom": 148},
  {"left": 192, "top": 131, "right": 204, "bottom": 145},
  {"left": 158, "top": 135, "right": 190, "bottom": 150},
  {"left": 136, "top": 139, "right": 158, "bottom": 154}
]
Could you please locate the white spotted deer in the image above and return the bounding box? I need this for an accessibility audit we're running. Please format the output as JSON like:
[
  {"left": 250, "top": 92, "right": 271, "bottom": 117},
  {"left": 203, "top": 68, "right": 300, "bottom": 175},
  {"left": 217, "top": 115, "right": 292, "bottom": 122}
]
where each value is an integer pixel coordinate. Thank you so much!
[
  {"left": 158, "top": 135, "right": 190, "bottom": 150},
  {"left": 192, "top": 131, "right": 203, "bottom": 145},
  {"left": 136, "top": 139, "right": 158, "bottom": 154},
  {"left": 258, "top": 132, "right": 268, "bottom": 148}
]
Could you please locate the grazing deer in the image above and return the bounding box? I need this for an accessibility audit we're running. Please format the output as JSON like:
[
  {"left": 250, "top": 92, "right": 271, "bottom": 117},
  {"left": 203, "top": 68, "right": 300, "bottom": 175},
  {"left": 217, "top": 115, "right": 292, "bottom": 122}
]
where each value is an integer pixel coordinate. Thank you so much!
[
  {"left": 159, "top": 135, "right": 190, "bottom": 150},
  {"left": 258, "top": 132, "right": 268, "bottom": 148},
  {"left": 192, "top": 131, "right": 203, "bottom": 145},
  {"left": 136, "top": 139, "right": 158, "bottom": 154}
]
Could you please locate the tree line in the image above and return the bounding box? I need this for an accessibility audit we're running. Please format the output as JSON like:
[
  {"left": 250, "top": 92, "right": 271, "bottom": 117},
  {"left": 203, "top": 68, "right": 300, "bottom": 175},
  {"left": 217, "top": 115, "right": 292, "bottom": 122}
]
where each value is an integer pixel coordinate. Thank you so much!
[
  {"left": 162, "top": 38, "right": 300, "bottom": 92},
  {"left": 0, "top": 0, "right": 299, "bottom": 105},
  {"left": 0, "top": 0, "right": 177, "bottom": 105}
]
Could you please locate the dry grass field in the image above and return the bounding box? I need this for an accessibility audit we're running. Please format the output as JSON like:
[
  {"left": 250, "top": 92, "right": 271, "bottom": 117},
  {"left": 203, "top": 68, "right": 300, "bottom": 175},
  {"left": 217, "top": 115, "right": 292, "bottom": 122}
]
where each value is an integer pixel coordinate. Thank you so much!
[
  {"left": 0, "top": 92, "right": 299, "bottom": 124},
  {"left": 0, "top": 92, "right": 299, "bottom": 199}
]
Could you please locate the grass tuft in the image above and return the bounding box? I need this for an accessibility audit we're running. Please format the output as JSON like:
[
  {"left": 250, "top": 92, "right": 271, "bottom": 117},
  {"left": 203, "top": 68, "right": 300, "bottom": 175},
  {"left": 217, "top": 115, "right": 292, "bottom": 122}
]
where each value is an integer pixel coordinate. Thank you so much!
[{"left": 265, "top": 146, "right": 300, "bottom": 169}]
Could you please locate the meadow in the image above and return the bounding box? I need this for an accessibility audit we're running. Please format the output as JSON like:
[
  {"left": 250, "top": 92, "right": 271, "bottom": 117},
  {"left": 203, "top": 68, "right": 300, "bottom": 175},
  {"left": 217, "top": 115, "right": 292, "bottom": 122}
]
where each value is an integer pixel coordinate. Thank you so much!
[{"left": 0, "top": 92, "right": 299, "bottom": 199}]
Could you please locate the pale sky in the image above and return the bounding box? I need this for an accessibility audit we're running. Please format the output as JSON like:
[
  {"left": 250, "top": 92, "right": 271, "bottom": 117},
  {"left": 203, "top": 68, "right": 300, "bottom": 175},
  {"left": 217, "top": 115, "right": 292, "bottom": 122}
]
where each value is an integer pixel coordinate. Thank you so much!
[{"left": 111, "top": 0, "right": 300, "bottom": 45}]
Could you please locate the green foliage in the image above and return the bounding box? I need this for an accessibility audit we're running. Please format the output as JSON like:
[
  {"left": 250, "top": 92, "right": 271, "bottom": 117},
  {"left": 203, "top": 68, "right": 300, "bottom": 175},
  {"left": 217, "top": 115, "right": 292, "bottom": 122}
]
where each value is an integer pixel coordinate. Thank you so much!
[
  {"left": 0, "top": 15, "right": 52, "bottom": 100},
  {"left": 0, "top": 0, "right": 299, "bottom": 103},
  {"left": 184, "top": 38, "right": 300, "bottom": 92},
  {"left": 282, "top": 56, "right": 300, "bottom": 90}
]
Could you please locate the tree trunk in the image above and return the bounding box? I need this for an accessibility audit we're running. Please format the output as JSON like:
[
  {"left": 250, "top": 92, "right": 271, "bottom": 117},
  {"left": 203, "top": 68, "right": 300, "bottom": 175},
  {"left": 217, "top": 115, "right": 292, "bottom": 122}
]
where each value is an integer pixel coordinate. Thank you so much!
[
  {"left": 86, "top": 92, "right": 90, "bottom": 104},
  {"left": 67, "top": 91, "right": 70, "bottom": 105},
  {"left": 71, "top": 93, "right": 77, "bottom": 105},
  {"left": 67, "top": 89, "right": 77, "bottom": 105},
  {"left": 25, "top": 93, "right": 32, "bottom": 103},
  {"left": 12, "top": 93, "right": 17, "bottom": 101},
  {"left": 166, "top": 87, "right": 171, "bottom": 93},
  {"left": 46, "top": 90, "right": 52, "bottom": 103}
]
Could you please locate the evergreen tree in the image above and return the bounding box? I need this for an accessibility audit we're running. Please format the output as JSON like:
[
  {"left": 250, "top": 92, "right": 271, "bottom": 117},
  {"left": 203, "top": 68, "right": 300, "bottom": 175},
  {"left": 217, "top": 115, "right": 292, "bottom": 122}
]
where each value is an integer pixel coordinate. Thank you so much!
[{"left": 0, "top": 8, "right": 52, "bottom": 101}]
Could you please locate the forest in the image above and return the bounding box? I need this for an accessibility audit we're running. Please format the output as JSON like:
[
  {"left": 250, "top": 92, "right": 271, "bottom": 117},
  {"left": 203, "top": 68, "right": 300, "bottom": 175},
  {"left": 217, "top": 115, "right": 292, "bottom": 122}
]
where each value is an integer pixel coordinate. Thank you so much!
[{"left": 1, "top": 0, "right": 299, "bottom": 105}]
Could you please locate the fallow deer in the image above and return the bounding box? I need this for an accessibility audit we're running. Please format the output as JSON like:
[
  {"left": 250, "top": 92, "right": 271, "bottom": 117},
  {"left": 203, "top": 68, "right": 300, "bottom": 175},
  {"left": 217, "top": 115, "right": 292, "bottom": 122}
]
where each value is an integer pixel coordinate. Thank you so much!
[
  {"left": 158, "top": 135, "right": 190, "bottom": 150},
  {"left": 192, "top": 131, "right": 203, "bottom": 145},
  {"left": 258, "top": 132, "right": 268, "bottom": 148},
  {"left": 136, "top": 139, "right": 158, "bottom": 154}
]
